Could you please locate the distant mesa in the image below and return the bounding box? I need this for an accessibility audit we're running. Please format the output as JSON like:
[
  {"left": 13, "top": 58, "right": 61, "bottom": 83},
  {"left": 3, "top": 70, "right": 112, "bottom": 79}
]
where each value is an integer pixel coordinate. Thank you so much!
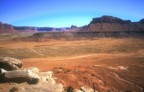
[
  {"left": 0, "top": 15, "right": 144, "bottom": 34},
  {"left": 0, "top": 22, "right": 16, "bottom": 33},
  {"left": 140, "top": 18, "right": 144, "bottom": 24},
  {"left": 81, "top": 15, "right": 144, "bottom": 32},
  {"left": 90, "top": 15, "right": 131, "bottom": 24},
  {"left": 13, "top": 26, "right": 37, "bottom": 32}
]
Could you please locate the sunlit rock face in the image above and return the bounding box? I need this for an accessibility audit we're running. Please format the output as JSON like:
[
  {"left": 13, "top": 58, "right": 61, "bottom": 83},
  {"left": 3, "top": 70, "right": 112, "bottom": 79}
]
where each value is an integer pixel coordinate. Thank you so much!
[
  {"left": 0, "top": 57, "right": 64, "bottom": 92},
  {"left": 81, "top": 15, "right": 144, "bottom": 32},
  {"left": 0, "top": 57, "right": 23, "bottom": 71}
]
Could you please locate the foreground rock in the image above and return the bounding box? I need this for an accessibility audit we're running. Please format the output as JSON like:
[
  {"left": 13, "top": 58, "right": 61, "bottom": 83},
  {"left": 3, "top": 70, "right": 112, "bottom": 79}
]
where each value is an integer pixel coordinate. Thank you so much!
[
  {"left": 0, "top": 57, "right": 96, "bottom": 92},
  {"left": 7, "top": 83, "right": 64, "bottom": 92},
  {"left": 0, "top": 57, "right": 65, "bottom": 92},
  {"left": 0, "top": 68, "right": 64, "bottom": 92},
  {"left": 0, "top": 67, "right": 57, "bottom": 84},
  {"left": 80, "top": 86, "right": 95, "bottom": 92},
  {"left": 1, "top": 69, "right": 39, "bottom": 84},
  {"left": 66, "top": 85, "right": 96, "bottom": 92},
  {"left": 0, "top": 57, "right": 23, "bottom": 71}
]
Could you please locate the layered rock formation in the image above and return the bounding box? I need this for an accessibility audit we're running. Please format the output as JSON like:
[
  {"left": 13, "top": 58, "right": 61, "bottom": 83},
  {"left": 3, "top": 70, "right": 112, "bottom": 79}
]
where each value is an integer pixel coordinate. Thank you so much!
[
  {"left": 0, "top": 57, "right": 65, "bottom": 92},
  {"left": 0, "top": 57, "right": 22, "bottom": 71},
  {"left": 25, "top": 31, "right": 144, "bottom": 41},
  {"left": 1, "top": 15, "right": 144, "bottom": 34},
  {"left": 8, "top": 15, "right": 143, "bottom": 41},
  {"left": 0, "top": 22, "right": 71, "bottom": 33},
  {"left": 90, "top": 15, "right": 131, "bottom": 24},
  {"left": 0, "top": 57, "right": 97, "bottom": 92},
  {"left": 81, "top": 15, "right": 144, "bottom": 32},
  {"left": 0, "top": 22, "right": 16, "bottom": 33}
]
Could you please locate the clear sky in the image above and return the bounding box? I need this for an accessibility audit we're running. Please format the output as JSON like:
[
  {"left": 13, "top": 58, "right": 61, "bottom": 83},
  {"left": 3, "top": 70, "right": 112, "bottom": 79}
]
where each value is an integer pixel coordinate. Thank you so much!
[{"left": 0, "top": 0, "right": 144, "bottom": 27}]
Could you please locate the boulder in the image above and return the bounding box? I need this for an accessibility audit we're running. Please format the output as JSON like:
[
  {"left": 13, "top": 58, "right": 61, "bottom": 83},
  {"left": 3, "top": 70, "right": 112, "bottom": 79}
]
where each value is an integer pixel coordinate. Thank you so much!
[
  {"left": 0, "top": 68, "right": 7, "bottom": 73},
  {"left": 1, "top": 67, "right": 57, "bottom": 84},
  {"left": 39, "top": 71, "right": 56, "bottom": 85},
  {"left": 0, "top": 57, "right": 23, "bottom": 71},
  {"left": 54, "top": 84, "right": 64, "bottom": 92},
  {"left": 27, "top": 77, "right": 39, "bottom": 84},
  {"left": 9, "top": 87, "right": 18, "bottom": 92},
  {"left": 4, "top": 70, "right": 40, "bottom": 84},
  {"left": 80, "top": 86, "right": 94, "bottom": 92},
  {"left": 40, "top": 76, "right": 47, "bottom": 83},
  {"left": 5, "top": 70, "right": 39, "bottom": 78},
  {"left": 73, "top": 89, "right": 83, "bottom": 92},
  {"left": 24, "top": 67, "right": 39, "bottom": 74}
]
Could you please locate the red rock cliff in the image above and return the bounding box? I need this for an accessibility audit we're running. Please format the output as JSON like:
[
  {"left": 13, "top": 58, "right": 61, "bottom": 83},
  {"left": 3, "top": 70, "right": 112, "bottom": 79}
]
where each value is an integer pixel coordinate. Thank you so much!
[{"left": 82, "top": 16, "right": 144, "bottom": 32}]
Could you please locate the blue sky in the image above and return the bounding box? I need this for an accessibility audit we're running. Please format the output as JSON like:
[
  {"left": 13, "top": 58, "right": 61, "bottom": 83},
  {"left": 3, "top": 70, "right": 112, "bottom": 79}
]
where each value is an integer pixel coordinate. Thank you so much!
[{"left": 0, "top": 0, "right": 144, "bottom": 27}]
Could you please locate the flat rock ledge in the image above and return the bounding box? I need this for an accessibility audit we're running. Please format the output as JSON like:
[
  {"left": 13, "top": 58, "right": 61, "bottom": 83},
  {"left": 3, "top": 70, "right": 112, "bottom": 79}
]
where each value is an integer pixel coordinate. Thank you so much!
[{"left": 0, "top": 57, "right": 96, "bottom": 92}]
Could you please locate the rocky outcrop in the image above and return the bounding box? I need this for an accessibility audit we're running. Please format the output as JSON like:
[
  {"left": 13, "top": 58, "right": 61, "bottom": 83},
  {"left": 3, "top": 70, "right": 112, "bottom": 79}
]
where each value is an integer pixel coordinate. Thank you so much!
[
  {"left": 90, "top": 15, "right": 131, "bottom": 24},
  {"left": 71, "top": 86, "right": 97, "bottom": 92},
  {"left": 80, "top": 86, "right": 95, "bottom": 92},
  {"left": 0, "top": 57, "right": 23, "bottom": 71},
  {"left": 1, "top": 15, "right": 144, "bottom": 34},
  {"left": 5, "top": 69, "right": 39, "bottom": 80},
  {"left": 0, "top": 22, "right": 16, "bottom": 33},
  {"left": 0, "top": 57, "right": 64, "bottom": 92},
  {"left": 0, "top": 68, "right": 65, "bottom": 92},
  {"left": 81, "top": 15, "right": 144, "bottom": 32},
  {"left": 83, "top": 23, "right": 144, "bottom": 32}
]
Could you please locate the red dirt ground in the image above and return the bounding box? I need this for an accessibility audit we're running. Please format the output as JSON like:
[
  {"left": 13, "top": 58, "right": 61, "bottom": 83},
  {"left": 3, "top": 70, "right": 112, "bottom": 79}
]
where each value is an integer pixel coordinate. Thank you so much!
[{"left": 22, "top": 53, "right": 144, "bottom": 92}]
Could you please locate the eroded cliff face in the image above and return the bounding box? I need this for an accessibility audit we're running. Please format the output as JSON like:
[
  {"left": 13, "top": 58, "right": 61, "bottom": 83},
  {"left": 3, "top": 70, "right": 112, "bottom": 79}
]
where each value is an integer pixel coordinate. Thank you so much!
[
  {"left": 0, "top": 22, "right": 16, "bottom": 33},
  {"left": 0, "top": 15, "right": 144, "bottom": 34},
  {"left": 90, "top": 15, "right": 131, "bottom": 24},
  {"left": 81, "top": 16, "right": 144, "bottom": 32},
  {"left": 21, "top": 31, "right": 144, "bottom": 42},
  {"left": 0, "top": 22, "right": 38, "bottom": 33},
  {"left": 84, "top": 23, "right": 144, "bottom": 32}
]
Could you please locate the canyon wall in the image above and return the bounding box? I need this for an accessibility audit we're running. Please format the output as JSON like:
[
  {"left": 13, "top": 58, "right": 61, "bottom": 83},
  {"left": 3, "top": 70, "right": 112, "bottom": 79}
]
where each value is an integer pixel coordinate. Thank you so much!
[{"left": 81, "top": 16, "right": 144, "bottom": 32}]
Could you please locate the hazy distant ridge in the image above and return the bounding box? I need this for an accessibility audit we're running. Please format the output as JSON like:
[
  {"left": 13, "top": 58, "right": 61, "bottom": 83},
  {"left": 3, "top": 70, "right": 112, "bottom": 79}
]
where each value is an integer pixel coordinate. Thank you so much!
[{"left": 0, "top": 15, "right": 144, "bottom": 33}]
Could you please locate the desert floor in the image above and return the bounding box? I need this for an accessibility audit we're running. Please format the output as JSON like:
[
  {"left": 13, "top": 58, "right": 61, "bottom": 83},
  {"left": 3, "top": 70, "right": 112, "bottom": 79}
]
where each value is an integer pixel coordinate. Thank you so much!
[{"left": 0, "top": 38, "right": 144, "bottom": 91}]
